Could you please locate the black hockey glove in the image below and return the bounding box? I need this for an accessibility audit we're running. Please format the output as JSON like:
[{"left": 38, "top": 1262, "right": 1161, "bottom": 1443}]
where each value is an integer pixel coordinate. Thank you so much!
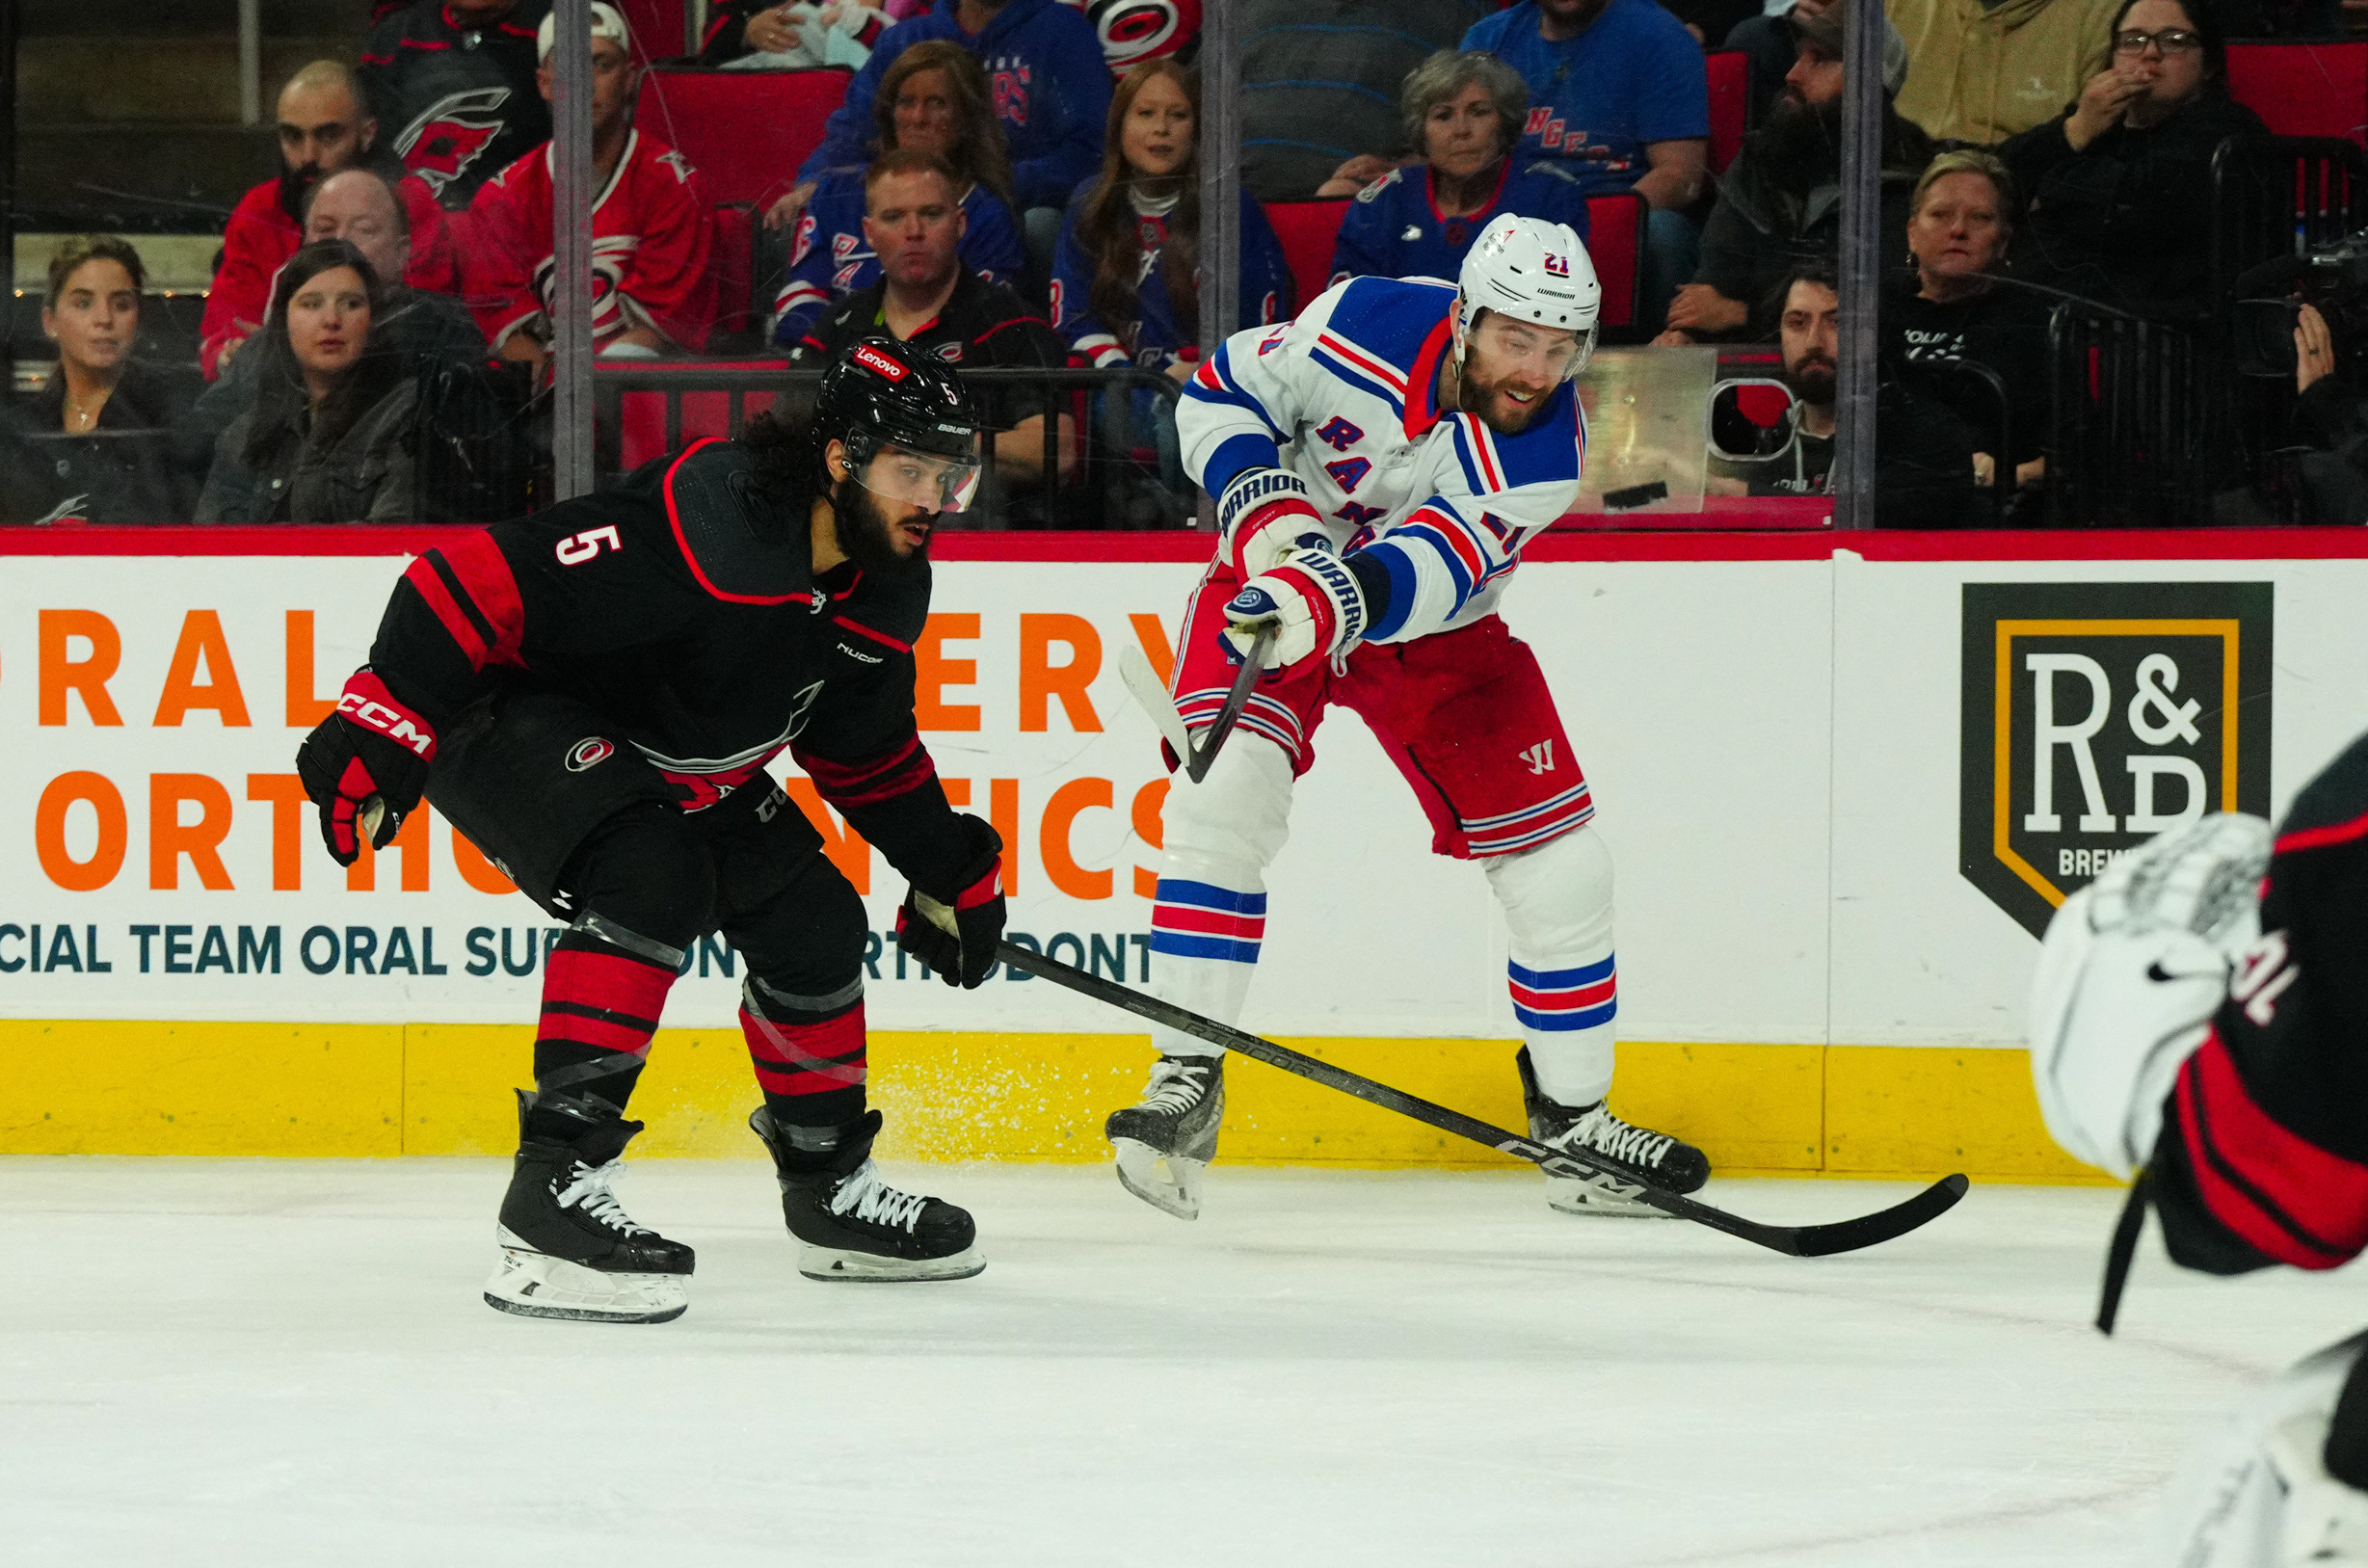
[
  {"left": 294, "top": 670, "right": 437, "bottom": 866},
  {"left": 895, "top": 814, "right": 1006, "bottom": 988}
]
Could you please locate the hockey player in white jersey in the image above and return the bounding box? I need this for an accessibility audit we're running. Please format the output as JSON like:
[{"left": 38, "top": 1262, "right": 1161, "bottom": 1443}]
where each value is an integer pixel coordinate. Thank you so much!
[{"left": 1104, "top": 212, "right": 1709, "bottom": 1219}]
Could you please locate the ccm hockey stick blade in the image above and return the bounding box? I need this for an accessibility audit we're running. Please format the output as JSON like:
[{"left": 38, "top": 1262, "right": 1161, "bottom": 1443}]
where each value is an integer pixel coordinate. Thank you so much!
[
  {"left": 1003, "top": 940, "right": 1968, "bottom": 1258},
  {"left": 1185, "top": 625, "right": 1275, "bottom": 784}
]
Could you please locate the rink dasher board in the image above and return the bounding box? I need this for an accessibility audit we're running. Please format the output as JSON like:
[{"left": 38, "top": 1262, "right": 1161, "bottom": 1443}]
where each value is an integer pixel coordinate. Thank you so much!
[{"left": 3, "top": 531, "right": 2365, "bottom": 1169}]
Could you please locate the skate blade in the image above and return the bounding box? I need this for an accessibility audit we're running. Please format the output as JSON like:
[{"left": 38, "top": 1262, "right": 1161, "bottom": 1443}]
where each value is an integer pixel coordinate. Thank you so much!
[
  {"left": 1544, "top": 1173, "right": 1676, "bottom": 1219},
  {"left": 796, "top": 1241, "right": 985, "bottom": 1283},
  {"left": 484, "top": 1242, "right": 689, "bottom": 1323},
  {"left": 1113, "top": 1137, "right": 1205, "bottom": 1221}
]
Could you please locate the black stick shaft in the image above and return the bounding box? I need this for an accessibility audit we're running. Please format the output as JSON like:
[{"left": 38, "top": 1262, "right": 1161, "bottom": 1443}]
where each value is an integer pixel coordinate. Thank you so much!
[
  {"left": 998, "top": 940, "right": 1968, "bottom": 1257},
  {"left": 1185, "top": 625, "right": 1275, "bottom": 784}
]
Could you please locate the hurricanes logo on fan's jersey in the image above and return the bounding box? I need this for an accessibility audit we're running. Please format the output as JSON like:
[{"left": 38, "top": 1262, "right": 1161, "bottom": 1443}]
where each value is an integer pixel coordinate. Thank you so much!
[
  {"left": 656, "top": 148, "right": 696, "bottom": 185},
  {"left": 531, "top": 236, "right": 637, "bottom": 337},
  {"left": 396, "top": 86, "right": 512, "bottom": 198},
  {"left": 1519, "top": 741, "right": 1556, "bottom": 775}
]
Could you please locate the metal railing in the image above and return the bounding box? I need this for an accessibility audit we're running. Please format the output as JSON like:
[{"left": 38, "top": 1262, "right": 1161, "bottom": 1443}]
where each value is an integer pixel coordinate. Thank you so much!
[
  {"left": 2048, "top": 304, "right": 2221, "bottom": 529},
  {"left": 590, "top": 361, "right": 1195, "bottom": 528}
]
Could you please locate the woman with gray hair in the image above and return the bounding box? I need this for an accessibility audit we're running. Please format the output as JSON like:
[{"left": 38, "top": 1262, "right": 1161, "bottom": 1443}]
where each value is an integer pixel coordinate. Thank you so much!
[{"left": 1325, "top": 50, "right": 1592, "bottom": 289}]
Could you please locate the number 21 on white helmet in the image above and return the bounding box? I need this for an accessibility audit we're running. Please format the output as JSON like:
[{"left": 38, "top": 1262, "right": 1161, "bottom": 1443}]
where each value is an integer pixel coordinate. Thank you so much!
[{"left": 1454, "top": 213, "right": 1602, "bottom": 383}]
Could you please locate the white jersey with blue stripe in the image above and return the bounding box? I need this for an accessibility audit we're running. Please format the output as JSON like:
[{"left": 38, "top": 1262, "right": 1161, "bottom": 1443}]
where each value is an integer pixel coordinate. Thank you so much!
[{"left": 1177, "top": 275, "right": 1587, "bottom": 644}]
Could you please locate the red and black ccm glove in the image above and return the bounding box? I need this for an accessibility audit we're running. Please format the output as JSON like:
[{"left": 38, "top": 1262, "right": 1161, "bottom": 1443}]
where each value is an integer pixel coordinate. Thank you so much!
[
  {"left": 894, "top": 814, "right": 1006, "bottom": 988},
  {"left": 294, "top": 670, "right": 437, "bottom": 866}
]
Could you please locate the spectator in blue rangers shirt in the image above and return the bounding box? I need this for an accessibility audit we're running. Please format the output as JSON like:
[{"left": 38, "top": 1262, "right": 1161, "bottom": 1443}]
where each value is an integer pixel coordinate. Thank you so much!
[
  {"left": 770, "top": 0, "right": 1113, "bottom": 268},
  {"left": 1460, "top": 0, "right": 1709, "bottom": 332},
  {"left": 1051, "top": 59, "right": 1293, "bottom": 378},
  {"left": 1327, "top": 51, "right": 1591, "bottom": 292},
  {"left": 773, "top": 40, "right": 1026, "bottom": 345}
]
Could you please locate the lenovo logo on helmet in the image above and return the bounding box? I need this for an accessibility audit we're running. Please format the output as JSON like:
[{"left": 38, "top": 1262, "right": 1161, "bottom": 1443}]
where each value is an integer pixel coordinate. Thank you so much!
[{"left": 852, "top": 344, "right": 909, "bottom": 382}]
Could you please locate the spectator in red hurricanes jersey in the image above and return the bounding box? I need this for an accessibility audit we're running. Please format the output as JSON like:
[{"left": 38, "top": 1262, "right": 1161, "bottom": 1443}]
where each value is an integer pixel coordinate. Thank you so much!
[
  {"left": 199, "top": 61, "right": 458, "bottom": 382},
  {"left": 465, "top": 2, "right": 716, "bottom": 377},
  {"left": 359, "top": 0, "right": 552, "bottom": 212}
]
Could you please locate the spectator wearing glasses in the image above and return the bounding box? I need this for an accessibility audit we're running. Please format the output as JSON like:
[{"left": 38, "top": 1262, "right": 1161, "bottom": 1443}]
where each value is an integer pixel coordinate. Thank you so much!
[
  {"left": 1656, "top": 7, "right": 1929, "bottom": 345},
  {"left": 1997, "top": 0, "right": 2263, "bottom": 323},
  {"left": 0, "top": 237, "right": 200, "bottom": 525},
  {"left": 769, "top": 41, "right": 1025, "bottom": 346},
  {"left": 195, "top": 241, "right": 420, "bottom": 524},
  {"left": 1051, "top": 59, "right": 1292, "bottom": 378},
  {"left": 1890, "top": 150, "right": 2053, "bottom": 497},
  {"left": 1325, "top": 52, "right": 1592, "bottom": 292}
]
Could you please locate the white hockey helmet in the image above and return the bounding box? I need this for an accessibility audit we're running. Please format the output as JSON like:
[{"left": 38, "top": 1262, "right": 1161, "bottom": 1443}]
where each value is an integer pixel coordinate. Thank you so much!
[{"left": 1455, "top": 213, "right": 1601, "bottom": 381}]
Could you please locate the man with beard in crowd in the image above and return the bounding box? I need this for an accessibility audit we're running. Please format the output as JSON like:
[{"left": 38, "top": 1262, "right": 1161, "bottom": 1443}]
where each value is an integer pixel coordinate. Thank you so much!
[
  {"left": 200, "top": 62, "right": 458, "bottom": 381},
  {"left": 1656, "top": 10, "right": 1930, "bottom": 346},
  {"left": 1708, "top": 261, "right": 1983, "bottom": 524},
  {"left": 294, "top": 337, "right": 1007, "bottom": 1321}
]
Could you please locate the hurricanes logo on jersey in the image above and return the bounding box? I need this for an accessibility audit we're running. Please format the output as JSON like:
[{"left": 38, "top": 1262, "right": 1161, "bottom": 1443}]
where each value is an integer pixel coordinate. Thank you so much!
[
  {"left": 395, "top": 86, "right": 511, "bottom": 198},
  {"left": 566, "top": 737, "right": 615, "bottom": 772}
]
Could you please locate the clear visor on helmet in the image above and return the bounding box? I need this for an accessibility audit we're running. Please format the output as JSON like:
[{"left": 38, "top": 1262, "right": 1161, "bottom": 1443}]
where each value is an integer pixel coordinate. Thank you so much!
[
  {"left": 850, "top": 439, "right": 983, "bottom": 514},
  {"left": 1463, "top": 306, "right": 1596, "bottom": 384}
]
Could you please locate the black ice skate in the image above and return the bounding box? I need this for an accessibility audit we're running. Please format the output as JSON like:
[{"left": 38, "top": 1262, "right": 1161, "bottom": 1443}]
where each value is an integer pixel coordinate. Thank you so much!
[
  {"left": 485, "top": 1090, "right": 695, "bottom": 1323},
  {"left": 1104, "top": 1052, "right": 1224, "bottom": 1220},
  {"left": 1516, "top": 1047, "right": 1710, "bottom": 1217},
  {"left": 749, "top": 1107, "right": 983, "bottom": 1282}
]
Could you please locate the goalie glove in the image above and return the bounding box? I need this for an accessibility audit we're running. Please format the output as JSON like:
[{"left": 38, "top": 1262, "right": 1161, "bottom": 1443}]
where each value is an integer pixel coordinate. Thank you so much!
[
  {"left": 1217, "top": 467, "right": 1331, "bottom": 580},
  {"left": 294, "top": 670, "right": 438, "bottom": 866},
  {"left": 894, "top": 813, "right": 1006, "bottom": 988},
  {"left": 1221, "top": 545, "right": 1368, "bottom": 677},
  {"left": 2027, "top": 812, "right": 2272, "bottom": 1179}
]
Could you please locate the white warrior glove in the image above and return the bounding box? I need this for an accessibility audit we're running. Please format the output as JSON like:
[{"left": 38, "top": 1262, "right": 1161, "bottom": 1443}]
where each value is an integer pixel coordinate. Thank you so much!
[
  {"left": 2027, "top": 812, "right": 2272, "bottom": 1179},
  {"left": 1217, "top": 467, "right": 1332, "bottom": 580},
  {"left": 1221, "top": 546, "right": 1368, "bottom": 677}
]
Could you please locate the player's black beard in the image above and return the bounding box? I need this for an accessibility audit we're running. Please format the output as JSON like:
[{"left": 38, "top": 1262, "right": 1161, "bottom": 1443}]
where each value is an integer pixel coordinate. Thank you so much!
[
  {"left": 829, "top": 476, "right": 929, "bottom": 582},
  {"left": 1456, "top": 358, "right": 1548, "bottom": 437},
  {"left": 1787, "top": 355, "right": 1836, "bottom": 409}
]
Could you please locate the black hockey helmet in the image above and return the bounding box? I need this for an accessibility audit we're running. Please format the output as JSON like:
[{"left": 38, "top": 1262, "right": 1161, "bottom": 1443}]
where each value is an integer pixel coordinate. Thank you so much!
[{"left": 816, "top": 337, "right": 985, "bottom": 512}]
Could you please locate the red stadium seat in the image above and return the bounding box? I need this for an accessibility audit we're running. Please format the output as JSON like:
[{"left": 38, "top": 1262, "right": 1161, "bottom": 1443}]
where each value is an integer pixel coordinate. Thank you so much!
[
  {"left": 617, "top": 360, "right": 787, "bottom": 470},
  {"left": 1583, "top": 190, "right": 1643, "bottom": 334},
  {"left": 1706, "top": 49, "right": 1750, "bottom": 175},
  {"left": 615, "top": 0, "right": 692, "bottom": 62},
  {"left": 1264, "top": 199, "right": 1351, "bottom": 312},
  {"left": 639, "top": 67, "right": 854, "bottom": 209},
  {"left": 2226, "top": 42, "right": 2368, "bottom": 146},
  {"left": 708, "top": 203, "right": 756, "bottom": 341}
]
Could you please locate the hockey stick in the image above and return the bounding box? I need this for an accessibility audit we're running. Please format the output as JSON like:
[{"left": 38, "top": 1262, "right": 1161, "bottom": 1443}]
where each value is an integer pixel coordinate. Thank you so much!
[
  {"left": 999, "top": 940, "right": 1968, "bottom": 1258},
  {"left": 1117, "top": 626, "right": 1278, "bottom": 785}
]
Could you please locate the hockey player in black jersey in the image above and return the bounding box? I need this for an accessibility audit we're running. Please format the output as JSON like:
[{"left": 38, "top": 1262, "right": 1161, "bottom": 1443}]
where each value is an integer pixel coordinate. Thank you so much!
[
  {"left": 2030, "top": 733, "right": 2368, "bottom": 1560},
  {"left": 296, "top": 338, "right": 1007, "bottom": 1322}
]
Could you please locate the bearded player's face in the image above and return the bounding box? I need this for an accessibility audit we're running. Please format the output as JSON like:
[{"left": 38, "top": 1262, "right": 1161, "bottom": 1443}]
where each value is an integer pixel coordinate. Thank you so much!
[
  {"left": 828, "top": 446, "right": 932, "bottom": 579},
  {"left": 1458, "top": 312, "right": 1581, "bottom": 436}
]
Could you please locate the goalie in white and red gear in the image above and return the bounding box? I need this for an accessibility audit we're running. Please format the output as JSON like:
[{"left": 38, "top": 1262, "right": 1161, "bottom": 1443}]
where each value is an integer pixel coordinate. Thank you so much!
[
  {"left": 1106, "top": 213, "right": 1707, "bottom": 1221},
  {"left": 2029, "top": 734, "right": 2368, "bottom": 1564}
]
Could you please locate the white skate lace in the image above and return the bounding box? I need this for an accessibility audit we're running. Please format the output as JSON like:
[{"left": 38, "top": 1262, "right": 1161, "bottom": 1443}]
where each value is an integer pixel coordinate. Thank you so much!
[
  {"left": 556, "top": 1159, "right": 652, "bottom": 1236},
  {"left": 829, "top": 1159, "right": 929, "bottom": 1234},
  {"left": 1565, "top": 1107, "right": 1675, "bottom": 1172},
  {"left": 1139, "top": 1058, "right": 1213, "bottom": 1115}
]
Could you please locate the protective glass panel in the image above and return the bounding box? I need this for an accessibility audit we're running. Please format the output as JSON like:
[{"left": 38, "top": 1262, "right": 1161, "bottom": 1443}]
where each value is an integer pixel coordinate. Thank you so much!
[{"left": 1569, "top": 343, "right": 1713, "bottom": 515}]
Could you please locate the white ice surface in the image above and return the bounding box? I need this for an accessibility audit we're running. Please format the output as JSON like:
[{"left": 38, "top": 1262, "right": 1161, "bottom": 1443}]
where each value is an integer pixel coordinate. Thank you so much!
[{"left": 6, "top": 1160, "right": 2364, "bottom": 1567}]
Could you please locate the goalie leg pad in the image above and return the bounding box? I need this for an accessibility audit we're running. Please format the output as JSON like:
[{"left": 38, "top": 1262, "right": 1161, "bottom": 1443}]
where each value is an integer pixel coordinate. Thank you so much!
[{"left": 1486, "top": 825, "right": 1618, "bottom": 1107}]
